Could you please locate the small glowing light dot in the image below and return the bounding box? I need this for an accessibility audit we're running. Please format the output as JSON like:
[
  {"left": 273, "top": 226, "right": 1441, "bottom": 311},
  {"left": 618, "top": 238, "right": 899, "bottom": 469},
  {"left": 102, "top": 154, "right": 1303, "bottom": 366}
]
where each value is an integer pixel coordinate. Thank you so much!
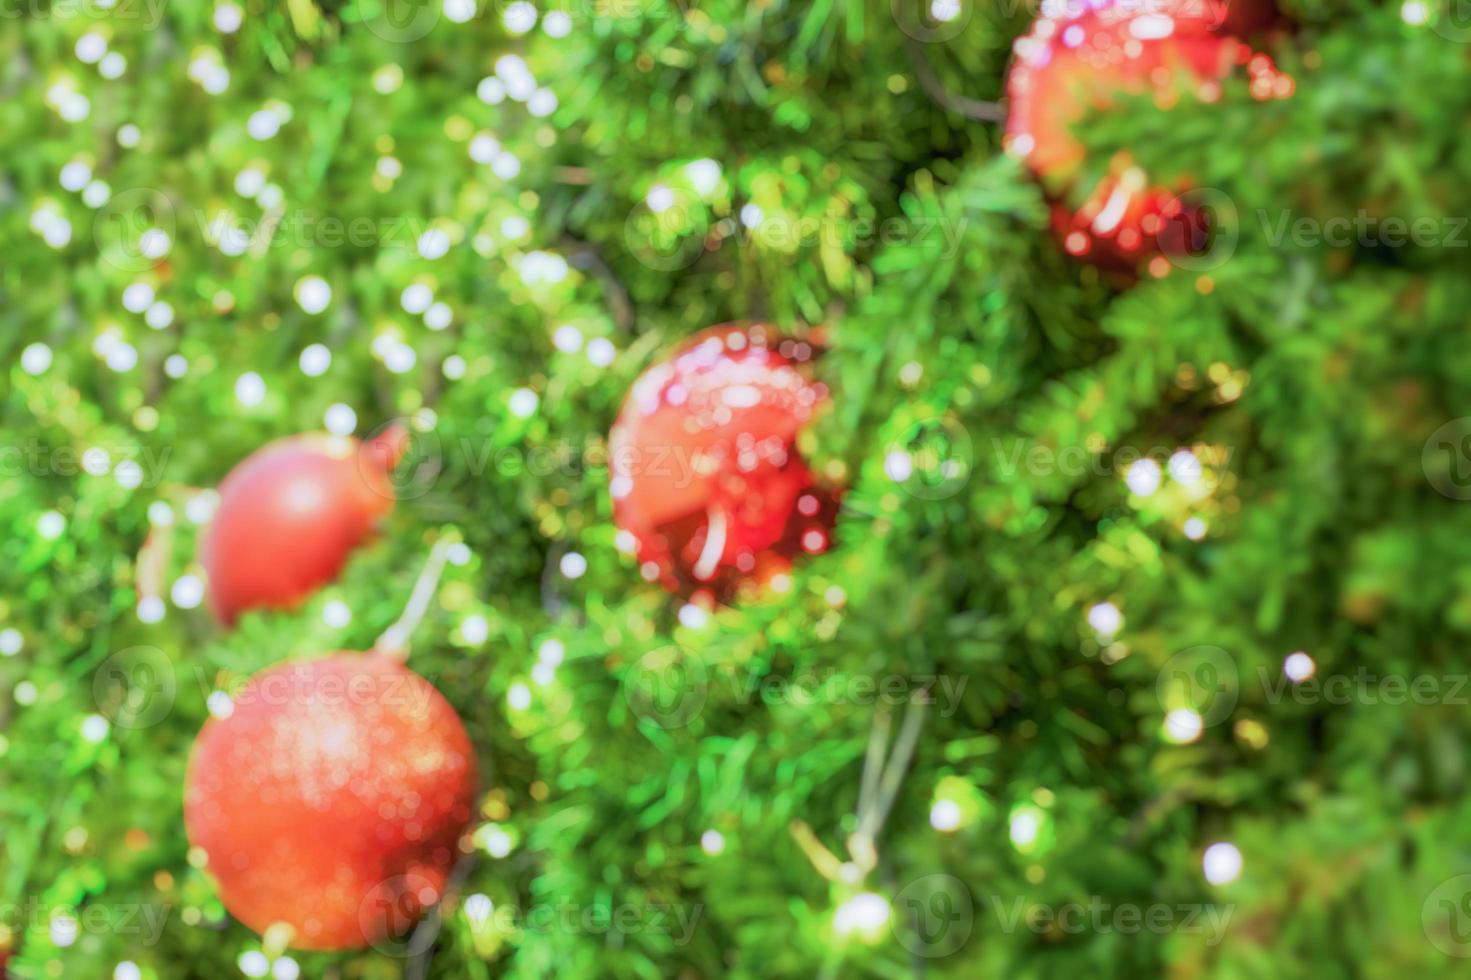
[
  {"left": 1125, "top": 458, "right": 1162, "bottom": 496},
  {"left": 701, "top": 829, "right": 726, "bottom": 855},
  {"left": 507, "top": 682, "right": 532, "bottom": 710},
  {"left": 215, "top": 3, "right": 243, "bottom": 32},
  {"left": 1283, "top": 651, "right": 1316, "bottom": 683},
  {"left": 118, "top": 123, "right": 141, "bottom": 146},
  {"left": 559, "top": 552, "right": 587, "bottom": 579},
  {"left": 418, "top": 227, "right": 451, "bottom": 260},
  {"left": 22, "top": 342, "right": 53, "bottom": 374},
  {"left": 83, "top": 447, "right": 112, "bottom": 476},
  {"left": 296, "top": 275, "right": 331, "bottom": 314},
  {"left": 238, "top": 950, "right": 270, "bottom": 978},
  {"left": 1163, "top": 707, "right": 1204, "bottom": 744},
  {"left": 678, "top": 603, "right": 709, "bottom": 629},
  {"left": 186, "top": 492, "right": 218, "bottom": 525},
  {"left": 686, "top": 158, "right": 722, "bottom": 196},
  {"left": 464, "top": 893, "right": 494, "bottom": 923},
  {"left": 586, "top": 337, "right": 616, "bottom": 367},
  {"left": 1009, "top": 809, "right": 1041, "bottom": 848},
  {"left": 15, "top": 680, "right": 38, "bottom": 705},
  {"left": 299, "top": 343, "right": 331, "bottom": 376},
  {"left": 1087, "top": 601, "right": 1123, "bottom": 638},
  {"left": 115, "top": 459, "right": 144, "bottom": 489},
  {"left": 443, "top": 354, "right": 467, "bottom": 379},
  {"left": 115, "top": 962, "right": 142, "bottom": 980},
  {"left": 384, "top": 342, "right": 417, "bottom": 374},
  {"left": 81, "top": 714, "right": 110, "bottom": 742},
  {"left": 544, "top": 9, "right": 572, "bottom": 36},
  {"left": 884, "top": 449, "right": 914, "bottom": 482},
  {"left": 207, "top": 691, "right": 235, "bottom": 719},
  {"left": 117, "top": 597, "right": 153, "bottom": 630},
  {"left": 504, "top": 1, "right": 536, "bottom": 32},
  {"left": 462, "top": 614, "right": 489, "bottom": 645},
  {"left": 930, "top": 0, "right": 962, "bottom": 23},
  {"left": 323, "top": 600, "right": 352, "bottom": 628},
  {"left": 553, "top": 324, "right": 583, "bottom": 352},
  {"left": 76, "top": 33, "right": 107, "bottom": 63},
  {"left": 234, "top": 167, "right": 266, "bottom": 198},
  {"left": 0, "top": 629, "right": 22, "bottom": 656},
  {"left": 247, "top": 109, "right": 281, "bottom": 140},
  {"left": 83, "top": 179, "right": 111, "bottom": 207},
  {"left": 1183, "top": 517, "right": 1207, "bottom": 540},
  {"left": 105, "top": 342, "right": 138, "bottom": 372},
  {"left": 1402, "top": 0, "right": 1428, "bottom": 24},
  {"left": 140, "top": 228, "right": 171, "bottom": 259},
  {"left": 447, "top": 542, "right": 472, "bottom": 566},
  {"left": 502, "top": 215, "right": 531, "bottom": 240},
  {"left": 477, "top": 76, "right": 506, "bottom": 104},
  {"left": 1202, "top": 842, "right": 1242, "bottom": 885},
  {"left": 833, "top": 892, "right": 890, "bottom": 938},
  {"left": 235, "top": 372, "right": 267, "bottom": 407},
  {"left": 325, "top": 403, "right": 358, "bottom": 435},
  {"left": 38, "top": 510, "right": 67, "bottom": 539},
  {"left": 443, "top": 0, "right": 476, "bottom": 24},
  {"left": 148, "top": 502, "right": 175, "bottom": 526},
  {"left": 509, "top": 388, "right": 538, "bottom": 417},
  {"left": 929, "top": 799, "right": 963, "bottom": 831},
  {"left": 401, "top": 283, "right": 434, "bottom": 314},
  {"left": 740, "top": 203, "right": 764, "bottom": 228},
  {"left": 647, "top": 184, "right": 676, "bottom": 213},
  {"left": 51, "top": 915, "right": 79, "bottom": 947},
  {"left": 60, "top": 160, "right": 93, "bottom": 191},
  {"left": 145, "top": 300, "right": 174, "bottom": 329},
  {"left": 1168, "top": 449, "right": 1202, "bottom": 484},
  {"left": 538, "top": 639, "right": 565, "bottom": 666},
  {"left": 122, "top": 282, "right": 155, "bottom": 312},
  {"left": 272, "top": 957, "right": 300, "bottom": 980},
  {"left": 164, "top": 354, "right": 188, "bottom": 378},
  {"left": 483, "top": 826, "right": 513, "bottom": 857},
  {"left": 425, "top": 302, "right": 452, "bottom": 331},
  {"left": 171, "top": 575, "right": 205, "bottom": 609}
]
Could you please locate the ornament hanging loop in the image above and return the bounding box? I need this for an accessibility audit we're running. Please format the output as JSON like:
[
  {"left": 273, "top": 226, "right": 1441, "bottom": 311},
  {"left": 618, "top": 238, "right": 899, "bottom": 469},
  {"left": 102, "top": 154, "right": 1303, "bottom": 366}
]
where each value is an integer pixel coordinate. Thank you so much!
[{"left": 375, "top": 531, "right": 458, "bottom": 659}]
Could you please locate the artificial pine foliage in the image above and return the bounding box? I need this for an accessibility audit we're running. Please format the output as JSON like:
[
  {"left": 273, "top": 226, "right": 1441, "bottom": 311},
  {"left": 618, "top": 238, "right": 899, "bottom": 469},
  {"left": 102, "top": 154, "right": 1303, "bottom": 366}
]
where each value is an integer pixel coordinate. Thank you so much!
[{"left": 4, "top": 1, "right": 1471, "bottom": 977}]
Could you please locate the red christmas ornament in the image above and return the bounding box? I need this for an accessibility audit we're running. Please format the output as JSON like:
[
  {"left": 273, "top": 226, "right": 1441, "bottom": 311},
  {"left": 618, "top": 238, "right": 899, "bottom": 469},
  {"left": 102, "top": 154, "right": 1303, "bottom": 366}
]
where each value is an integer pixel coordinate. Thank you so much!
[
  {"left": 1004, "top": 0, "right": 1292, "bottom": 266},
  {"left": 609, "top": 324, "right": 840, "bottom": 601},
  {"left": 201, "top": 428, "right": 406, "bottom": 624},
  {"left": 184, "top": 651, "right": 477, "bottom": 951}
]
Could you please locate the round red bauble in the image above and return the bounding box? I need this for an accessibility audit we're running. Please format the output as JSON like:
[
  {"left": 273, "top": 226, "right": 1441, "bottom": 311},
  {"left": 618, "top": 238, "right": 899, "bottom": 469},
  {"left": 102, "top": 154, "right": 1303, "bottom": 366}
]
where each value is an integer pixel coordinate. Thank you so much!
[
  {"left": 184, "top": 651, "right": 477, "bottom": 951},
  {"left": 1004, "top": 0, "right": 1292, "bottom": 266},
  {"left": 609, "top": 324, "right": 840, "bottom": 601},
  {"left": 201, "top": 428, "right": 406, "bottom": 624}
]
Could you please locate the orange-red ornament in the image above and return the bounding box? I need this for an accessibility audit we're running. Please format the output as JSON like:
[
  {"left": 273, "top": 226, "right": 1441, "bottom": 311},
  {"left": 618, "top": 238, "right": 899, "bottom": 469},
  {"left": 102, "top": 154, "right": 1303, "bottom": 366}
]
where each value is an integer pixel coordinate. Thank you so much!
[
  {"left": 609, "top": 324, "right": 839, "bottom": 601},
  {"left": 1004, "top": 0, "right": 1292, "bottom": 266},
  {"left": 183, "top": 651, "right": 476, "bottom": 950},
  {"left": 201, "top": 429, "right": 404, "bottom": 624}
]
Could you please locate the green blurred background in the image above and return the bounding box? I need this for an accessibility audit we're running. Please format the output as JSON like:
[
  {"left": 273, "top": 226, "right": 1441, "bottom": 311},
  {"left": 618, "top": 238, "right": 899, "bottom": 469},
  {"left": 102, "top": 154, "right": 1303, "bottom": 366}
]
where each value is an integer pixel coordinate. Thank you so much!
[{"left": 5, "top": 0, "right": 1471, "bottom": 977}]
